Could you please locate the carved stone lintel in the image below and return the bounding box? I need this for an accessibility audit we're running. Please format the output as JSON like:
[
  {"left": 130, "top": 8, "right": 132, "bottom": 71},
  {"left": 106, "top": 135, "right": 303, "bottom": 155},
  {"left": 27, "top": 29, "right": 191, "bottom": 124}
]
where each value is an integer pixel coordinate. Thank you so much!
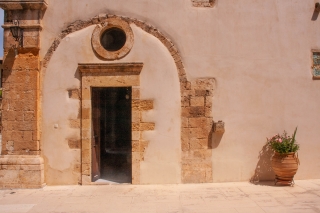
[
  {"left": 0, "top": 0, "right": 48, "bottom": 10},
  {"left": 78, "top": 63, "right": 144, "bottom": 75}
]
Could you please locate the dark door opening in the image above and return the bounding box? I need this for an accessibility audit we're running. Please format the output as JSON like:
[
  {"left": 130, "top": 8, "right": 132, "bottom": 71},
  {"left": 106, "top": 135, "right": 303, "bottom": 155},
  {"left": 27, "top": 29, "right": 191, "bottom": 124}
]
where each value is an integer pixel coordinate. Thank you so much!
[{"left": 91, "top": 87, "right": 132, "bottom": 183}]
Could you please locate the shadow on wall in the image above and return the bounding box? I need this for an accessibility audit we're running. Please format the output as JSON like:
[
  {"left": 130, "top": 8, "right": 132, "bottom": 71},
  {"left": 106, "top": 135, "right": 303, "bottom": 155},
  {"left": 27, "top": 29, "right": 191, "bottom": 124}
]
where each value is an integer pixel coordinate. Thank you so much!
[
  {"left": 312, "top": 3, "right": 320, "bottom": 21},
  {"left": 208, "top": 130, "right": 224, "bottom": 149},
  {"left": 250, "top": 143, "right": 275, "bottom": 184}
]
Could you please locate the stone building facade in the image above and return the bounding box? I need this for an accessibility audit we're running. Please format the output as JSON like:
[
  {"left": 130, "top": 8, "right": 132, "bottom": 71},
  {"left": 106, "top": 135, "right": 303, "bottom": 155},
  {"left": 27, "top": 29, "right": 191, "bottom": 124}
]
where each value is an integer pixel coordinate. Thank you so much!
[{"left": 0, "top": 0, "right": 320, "bottom": 188}]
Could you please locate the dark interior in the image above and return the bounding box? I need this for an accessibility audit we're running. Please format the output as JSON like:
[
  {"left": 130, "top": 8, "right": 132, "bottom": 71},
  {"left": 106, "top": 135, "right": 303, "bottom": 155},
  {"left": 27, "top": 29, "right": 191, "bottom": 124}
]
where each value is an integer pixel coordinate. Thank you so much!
[
  {"left": 94, "top": 87, "right": 132, "bottom": 183},
  {"left": 100, "top": 27, "right": 127, "bottom": 52}
]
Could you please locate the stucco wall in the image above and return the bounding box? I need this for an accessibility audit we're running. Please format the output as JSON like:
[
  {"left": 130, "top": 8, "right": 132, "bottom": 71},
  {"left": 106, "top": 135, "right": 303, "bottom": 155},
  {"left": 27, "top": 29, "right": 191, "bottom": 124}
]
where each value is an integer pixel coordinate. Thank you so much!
[
  {"left": 42, "top": 25, "right": 181, "bottom": 185},
  {"left": 41, "top": 0, "right": 320, "bottom": 183}
]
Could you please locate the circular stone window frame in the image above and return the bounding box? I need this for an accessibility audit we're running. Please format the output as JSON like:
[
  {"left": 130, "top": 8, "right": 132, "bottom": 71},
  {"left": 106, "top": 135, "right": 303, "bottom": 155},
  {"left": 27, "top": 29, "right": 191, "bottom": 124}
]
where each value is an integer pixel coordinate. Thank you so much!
[{"left": 92, "top": 18, "right": 134, "bottom": 60}]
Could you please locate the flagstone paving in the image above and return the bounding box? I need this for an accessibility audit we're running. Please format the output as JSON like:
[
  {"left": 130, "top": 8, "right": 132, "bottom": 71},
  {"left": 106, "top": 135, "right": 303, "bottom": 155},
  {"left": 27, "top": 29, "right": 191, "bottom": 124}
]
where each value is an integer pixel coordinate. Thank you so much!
[{"left": 0, "top": 179, "right": 320, "bottom": 213}]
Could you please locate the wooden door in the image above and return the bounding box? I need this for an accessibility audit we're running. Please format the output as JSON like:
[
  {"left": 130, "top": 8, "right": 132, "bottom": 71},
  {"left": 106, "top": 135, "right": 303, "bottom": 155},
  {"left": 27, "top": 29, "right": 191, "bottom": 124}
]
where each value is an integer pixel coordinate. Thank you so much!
[{"left": 91, "top": 88, "right": 101, "bottom": 182}]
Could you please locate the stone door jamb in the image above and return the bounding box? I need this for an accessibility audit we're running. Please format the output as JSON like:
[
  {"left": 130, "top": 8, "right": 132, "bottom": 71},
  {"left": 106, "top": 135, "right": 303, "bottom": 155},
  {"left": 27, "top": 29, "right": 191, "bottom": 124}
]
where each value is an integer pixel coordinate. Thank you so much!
[{"left": 78, "top": 63, "right": 144, "bottom": 185}]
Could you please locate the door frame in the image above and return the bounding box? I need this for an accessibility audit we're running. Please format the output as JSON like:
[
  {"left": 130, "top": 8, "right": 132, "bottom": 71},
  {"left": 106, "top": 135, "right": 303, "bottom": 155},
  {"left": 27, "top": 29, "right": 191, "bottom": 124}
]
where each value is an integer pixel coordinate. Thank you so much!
[{"left": 79, "top": 63, "right": 143, "bottom": 185}]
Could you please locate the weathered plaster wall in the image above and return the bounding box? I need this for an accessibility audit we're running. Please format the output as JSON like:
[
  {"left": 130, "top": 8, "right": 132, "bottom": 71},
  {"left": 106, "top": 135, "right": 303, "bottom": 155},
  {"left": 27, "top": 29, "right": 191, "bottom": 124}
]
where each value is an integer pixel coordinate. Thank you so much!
[
  {"left": 41, "top": 25, "right": 181, "bottom": 185},
  {"left": 40, "top": 0, "right": 320, "bottom": 183}
]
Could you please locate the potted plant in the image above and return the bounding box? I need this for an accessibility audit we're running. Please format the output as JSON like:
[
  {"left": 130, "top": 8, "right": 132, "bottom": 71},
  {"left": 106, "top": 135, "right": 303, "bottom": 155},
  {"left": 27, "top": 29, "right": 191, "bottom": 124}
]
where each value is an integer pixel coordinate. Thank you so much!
[{"left": 267, "top": 127, "right": 299, "bottom": 186}]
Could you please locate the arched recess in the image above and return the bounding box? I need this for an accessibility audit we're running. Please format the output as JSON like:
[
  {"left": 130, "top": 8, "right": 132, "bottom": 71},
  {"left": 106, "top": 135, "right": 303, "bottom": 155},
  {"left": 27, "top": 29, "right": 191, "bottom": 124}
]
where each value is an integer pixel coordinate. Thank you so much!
[{"left": 42, "top": 14, "right": 215, "bottom": 184}]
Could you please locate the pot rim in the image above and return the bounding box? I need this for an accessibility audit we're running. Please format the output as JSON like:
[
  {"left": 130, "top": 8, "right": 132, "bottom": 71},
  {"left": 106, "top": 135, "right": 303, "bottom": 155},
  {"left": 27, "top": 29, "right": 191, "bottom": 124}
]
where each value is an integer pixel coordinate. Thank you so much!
[{"left": 274, "top": 151, "right": 297, "bottom": 155}]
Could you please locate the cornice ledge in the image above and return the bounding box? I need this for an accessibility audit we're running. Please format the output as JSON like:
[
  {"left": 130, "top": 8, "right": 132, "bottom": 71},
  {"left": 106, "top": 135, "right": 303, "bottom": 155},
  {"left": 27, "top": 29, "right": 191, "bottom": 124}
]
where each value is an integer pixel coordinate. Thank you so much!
[
  {"left": 0, "top": 0, "right": 48, "bottom": 10},
  {"left": 78, "top": 63, "right": 143, "bottom": 75}
]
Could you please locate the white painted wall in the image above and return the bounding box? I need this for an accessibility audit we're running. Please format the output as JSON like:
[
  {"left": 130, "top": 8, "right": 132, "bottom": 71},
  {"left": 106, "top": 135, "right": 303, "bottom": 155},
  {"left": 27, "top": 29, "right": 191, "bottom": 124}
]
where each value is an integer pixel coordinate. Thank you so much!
[{"left": 41, "top": 0, "right": 320, "bottom": 183}]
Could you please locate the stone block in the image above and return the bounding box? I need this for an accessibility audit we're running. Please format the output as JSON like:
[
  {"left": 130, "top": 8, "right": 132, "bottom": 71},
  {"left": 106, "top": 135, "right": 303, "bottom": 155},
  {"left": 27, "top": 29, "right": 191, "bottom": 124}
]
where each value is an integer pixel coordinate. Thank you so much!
[
  {"left": 182, "top": 150, "right": 212, "bottom": 162},
  {"left": 68, "top": 89, "right": 80, "bottom": 99},
  {"left": 181, "top": 96, "right": 190, "bottom": 107},
  {"left": 24, "top": 111, "right": 36, "bottom": 121},
  {"left": 132, "top": 111, "right": 140, "bottom": 123},
  {"left": 190, "top": 107, "right": 206, "bottom": 117},
  {"left": 32, "top": 130, "right": 39, "bottom": 141},
  {"left": 0, "top": 1, "right": 48, "bottom": 10},
  {"left": 11, "top": 56, "right": 39, "bottom": 71},
  {"left": 70, "top": 119, "right": 81, "bottom": 128},
  {"left": 193, "top": 150, "right": 212, "bottom": 160},
  {"left": 1, "top": 165, "right": 20, "bottom": 170},
  {"left": 2, "top": 131, "right": 12, "bottom": 142},
  {"left": 81, "top": 174, "right": 91, "bottom": 185},
  {"left": 82, "top": 119, "right": 90, "bottom": 129},
  {"left": 181, "top": 107, "right": 190, "bottom": 118},
  {"left": 68, "top": 139, "right": 81, "bottom": 149},
  {"left": 132, "top": 152, "right": 140, "bottom": 184},
  {"left": 82, "top": 88, "right": 91, "bottom": 100},
  {"left": 82, "top": 100, "right": 91, "bottom": 108},
  {"left": 189, "top": 117, "right": 213, "bottom": 129},
  {"left": 2, "top": 121, "right": 15, "bottom": 131},
  {"left": 182, "top": 117, "right": 188, "bottom": 128},
  {"left": 132, "top": 87, "right": 140, "bottom": 99},
  {"left": 20, "top": 165, "right": 42, "bottom": 171},
  {"left": 181, "top": 89, "right": 195, "bottom": 97},
  {"left": 82, "top": 108, "right": 90, "bottom": 119},
  {"left": 14, "top": 141, "right": 38, "bottom": 151},
  {"left": 10, "top": 99, "right": 24, "bottom": 111},
  {"left": 0, "top": 170, "right": 20, "bottom": 184},
  {"left": 82, "top": 130, "right": 90, "bottom": 140},
  {"left": 205, "top": 106, "right": 212, "bottom": 117},
  {"left": 11, "top": 131, "right": 24, "bottom": 141},
  {"left": 86, "top": 75, "right": 140, "bottom": 87},
  {"left": 16, "top": 156, "right": 43, "bottom": 165},
  {"left": 181, "top": 128, "right": 190, "bottom": 151},
  {"left": 190, "top": 138, "right": 208, "bottom": 150},
  {"left": 189, "top": 127, "right": 209, "bottom": 139},
  {"left": 81, "top": 139, "right": 90, "bottom": 150},
  {"left": 182, "top": 167, "right": 206, "bottom": 183},
  {"left": 132, "top": 123, "right": 139, "bottom": 131},
  {"left": 23, "top": 131, "right": 33, "bottom": 141},
  {"left": 6, "top": 141, "right": 14, "bottom": 153},
  {"left": 132, "top": 100, "right": 140, "bottom": 111},
  {"left": 205, "top": 96, "right": 213, "bottom": 107},
  {"left": 140, "top": 100, "right": 153, "bottom": 111},
  {"left": 192, "top": 78, "right": 215, "bottom": 91},
  {"left": 191, "top": 0, "right": 215, "bottom": 7},
  {"left": 132, "top": 131, "right": 140, "bottom": 141},
  {"left": 20, "top": 170, "right": 42, "bottom": 184},
  {"left": 82, "top": 149, "right": 90, "bottom": 164},
  {"left": 23, "top": 36, "right": 39, "bottom": 48},
  {"left": 82, "top": 164, "right": 90, "bottom": 176},
  {"left": 190, "top": 97, "right": 205, "bottom": 107},
  {"left": 0, "top": 156, "right": 45, "bottom": 189},
  {"left": 140, "top": 122, "right": 155, "bottom": 131},
  {"left": 17, "top": 121, "right": 37, "bottom": 131},
  {"left": 132, "top": 140, "right": 139, "bottom": 152}
]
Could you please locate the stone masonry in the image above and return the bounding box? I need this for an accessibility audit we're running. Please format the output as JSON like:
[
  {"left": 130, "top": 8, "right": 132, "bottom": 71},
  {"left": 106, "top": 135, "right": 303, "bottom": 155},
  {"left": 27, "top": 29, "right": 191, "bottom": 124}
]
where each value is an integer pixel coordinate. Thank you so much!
[{"left": 0, "top": 0, "right": 47, "bottom": 188}]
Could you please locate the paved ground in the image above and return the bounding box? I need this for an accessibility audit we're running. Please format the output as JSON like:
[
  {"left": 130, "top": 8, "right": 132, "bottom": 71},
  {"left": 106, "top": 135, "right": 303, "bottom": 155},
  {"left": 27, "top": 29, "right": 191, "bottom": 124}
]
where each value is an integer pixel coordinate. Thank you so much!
[{"left": 1, "top": 180, "right": 320, "bottom": 213}]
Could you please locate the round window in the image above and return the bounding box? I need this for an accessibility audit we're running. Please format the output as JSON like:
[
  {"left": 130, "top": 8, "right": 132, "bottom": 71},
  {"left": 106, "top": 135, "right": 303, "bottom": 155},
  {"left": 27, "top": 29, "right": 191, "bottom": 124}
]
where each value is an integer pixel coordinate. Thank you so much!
[{"left": 100, "top": 27, "right": 127, "bottom": 52}]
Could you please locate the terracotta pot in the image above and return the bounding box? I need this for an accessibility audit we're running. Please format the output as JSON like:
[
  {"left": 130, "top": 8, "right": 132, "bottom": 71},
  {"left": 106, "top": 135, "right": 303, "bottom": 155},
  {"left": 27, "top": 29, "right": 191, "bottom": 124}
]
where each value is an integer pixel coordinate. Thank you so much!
[{"left": 271, "top": 152, "right": 299, "bottom": 185}]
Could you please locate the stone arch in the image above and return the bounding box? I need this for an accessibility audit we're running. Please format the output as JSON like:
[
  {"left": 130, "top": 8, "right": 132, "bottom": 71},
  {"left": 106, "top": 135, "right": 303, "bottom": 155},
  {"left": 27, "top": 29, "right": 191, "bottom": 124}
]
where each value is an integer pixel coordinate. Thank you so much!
[{"left": 42, "top": 14, "right": 215, "bottom": 183}]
